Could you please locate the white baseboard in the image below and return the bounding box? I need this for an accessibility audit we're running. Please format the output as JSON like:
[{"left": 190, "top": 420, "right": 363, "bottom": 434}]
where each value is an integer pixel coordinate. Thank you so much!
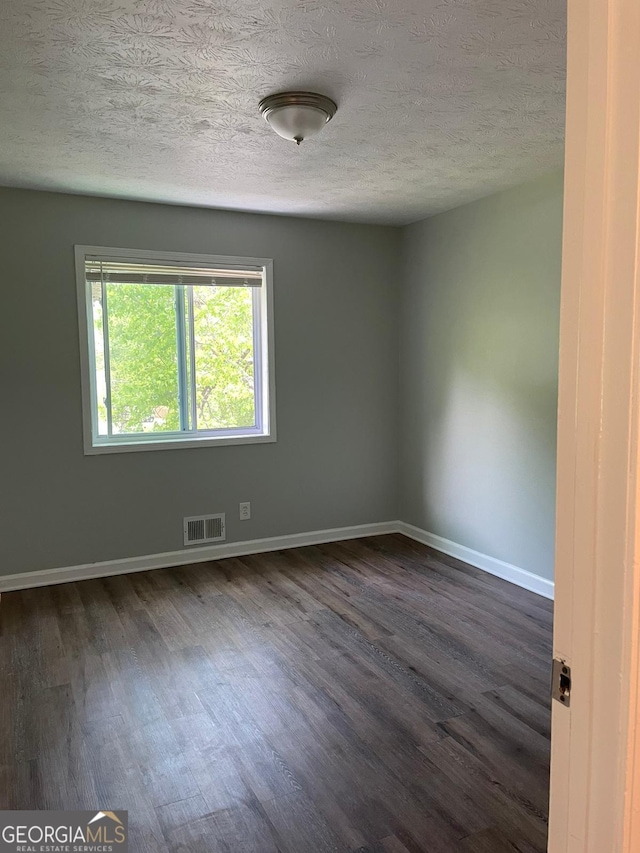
[
  {"left": 397, "top": 521, "right": 554, "bottom": 600},
  {"left": 0, "top": 520, "right": 553, "bottom": 600},
  {"left": 0, "top": 521, "right": 397, "bottom": 593}
]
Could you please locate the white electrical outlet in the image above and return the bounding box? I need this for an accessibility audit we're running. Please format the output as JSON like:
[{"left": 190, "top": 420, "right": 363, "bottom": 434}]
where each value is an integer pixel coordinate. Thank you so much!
[{"left": 239, "top": 502, "right": 251, "bottom": 520}]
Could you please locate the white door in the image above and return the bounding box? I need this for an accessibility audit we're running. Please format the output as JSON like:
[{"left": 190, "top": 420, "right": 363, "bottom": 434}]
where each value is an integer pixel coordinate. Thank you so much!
[{"left": 548, "top": 1, "right": 640, "bottom": 850}]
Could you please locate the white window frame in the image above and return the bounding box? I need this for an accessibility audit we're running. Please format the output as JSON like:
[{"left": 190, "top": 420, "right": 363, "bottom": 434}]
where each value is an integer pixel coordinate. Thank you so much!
[{"left": 75, "top": 245, "right": 276, "bottom": 455}]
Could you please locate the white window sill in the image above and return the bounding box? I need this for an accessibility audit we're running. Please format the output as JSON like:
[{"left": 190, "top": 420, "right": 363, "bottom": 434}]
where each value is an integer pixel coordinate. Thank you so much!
[{"left": 84, "top": 432, "right": 276, "bottom": 455}]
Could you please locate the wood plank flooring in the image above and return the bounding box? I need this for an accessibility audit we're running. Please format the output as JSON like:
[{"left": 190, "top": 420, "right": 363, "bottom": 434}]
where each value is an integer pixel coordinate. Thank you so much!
[{"left": 0, "top": 534, "right": 553, "bottom": 852}]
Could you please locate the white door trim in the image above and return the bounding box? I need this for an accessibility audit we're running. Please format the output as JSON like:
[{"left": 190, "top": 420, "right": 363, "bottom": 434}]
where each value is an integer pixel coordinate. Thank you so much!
[{"left": 549, "top": 1, "right": 640, "bottom": 850}]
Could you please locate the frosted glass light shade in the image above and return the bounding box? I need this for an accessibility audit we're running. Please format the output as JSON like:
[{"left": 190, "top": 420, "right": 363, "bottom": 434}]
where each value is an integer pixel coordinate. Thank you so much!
[
  {"left": 266, "top": 105, "right": 329, "bottom": 143},
  {"left": 259, "top": 92, "right": 337, "bottom": 145}
]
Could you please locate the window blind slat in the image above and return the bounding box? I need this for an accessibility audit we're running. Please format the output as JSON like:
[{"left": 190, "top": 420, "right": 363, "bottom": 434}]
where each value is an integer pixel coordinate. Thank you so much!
[
  {"left": 85, "top": 272, "right": 260, "bottom": 286},
  {"left": 85, "top": 260, "right": 263, "bottom": 287}
]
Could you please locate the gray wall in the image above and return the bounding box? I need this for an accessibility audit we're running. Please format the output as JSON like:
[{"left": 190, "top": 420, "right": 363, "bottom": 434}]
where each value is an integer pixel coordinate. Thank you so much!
[
  {"left": 399, "top": 171, "right": 563, "bottom": 581},
  {"left": 0, "top": 175, "right": 563, "bottom": 582},
  {"left": 0, "top": 188, "right": 400, "bottom": 576}
]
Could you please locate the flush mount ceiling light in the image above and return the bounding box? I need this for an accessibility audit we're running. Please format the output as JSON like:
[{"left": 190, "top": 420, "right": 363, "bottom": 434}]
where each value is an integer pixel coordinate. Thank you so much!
[{"left": 259, "top": 92, "right": 337, "bottom": 145}]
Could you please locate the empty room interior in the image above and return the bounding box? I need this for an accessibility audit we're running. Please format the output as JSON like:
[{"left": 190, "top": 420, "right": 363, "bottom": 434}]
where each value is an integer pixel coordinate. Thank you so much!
[{"left": 0, "top": 2, "right": 566, "bottom": 852}]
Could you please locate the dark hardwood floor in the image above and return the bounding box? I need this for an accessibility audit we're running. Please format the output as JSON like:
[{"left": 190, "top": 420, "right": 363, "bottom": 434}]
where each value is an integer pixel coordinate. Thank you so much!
[{"left": 0, "top": 534, "right": 553, "bottom": 852}]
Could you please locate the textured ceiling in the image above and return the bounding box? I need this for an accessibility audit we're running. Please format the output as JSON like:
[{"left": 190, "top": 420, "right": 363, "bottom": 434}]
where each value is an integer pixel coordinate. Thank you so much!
[{"left": 0, "top": 0, "right": 566, "bottom": 224}]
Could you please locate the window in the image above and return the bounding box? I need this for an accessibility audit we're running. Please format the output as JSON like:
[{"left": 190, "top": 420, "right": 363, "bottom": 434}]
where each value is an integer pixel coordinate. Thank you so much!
[{"left": 75, "top": 246, "right": 275, "bottom": 453}]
